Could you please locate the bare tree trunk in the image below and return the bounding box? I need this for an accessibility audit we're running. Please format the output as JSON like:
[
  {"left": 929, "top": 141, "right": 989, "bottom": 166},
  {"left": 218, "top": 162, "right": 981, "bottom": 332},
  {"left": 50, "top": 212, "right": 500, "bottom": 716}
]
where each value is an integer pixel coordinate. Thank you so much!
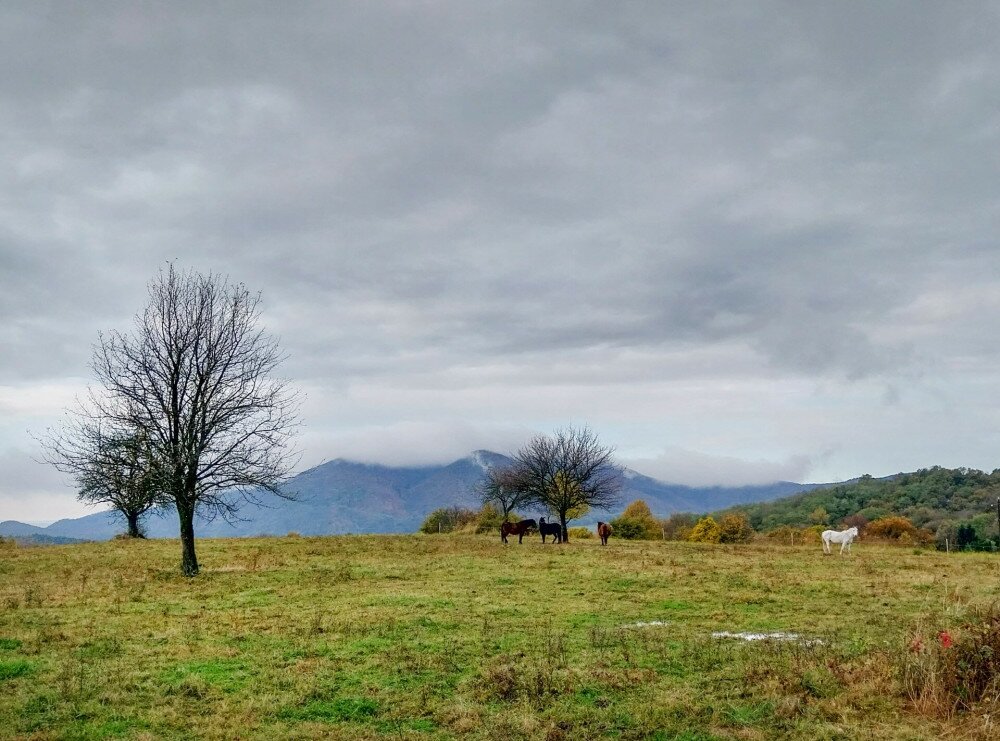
[
  {"left": 125, "top": 511, "right": 143, "bottom": 538},
  {"left": 178, "top": 503, "right": 199, "bottom": 576},
  {"left": 560, "top": 514, "right": 569, "bottom": 543}
]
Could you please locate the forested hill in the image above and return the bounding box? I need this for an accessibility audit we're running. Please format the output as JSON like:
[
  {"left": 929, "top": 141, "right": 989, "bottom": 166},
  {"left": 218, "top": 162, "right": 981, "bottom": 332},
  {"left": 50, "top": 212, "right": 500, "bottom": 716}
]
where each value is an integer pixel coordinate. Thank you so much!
[{"left": 719, "top": 466, "right": 1000, "bottom": 536}]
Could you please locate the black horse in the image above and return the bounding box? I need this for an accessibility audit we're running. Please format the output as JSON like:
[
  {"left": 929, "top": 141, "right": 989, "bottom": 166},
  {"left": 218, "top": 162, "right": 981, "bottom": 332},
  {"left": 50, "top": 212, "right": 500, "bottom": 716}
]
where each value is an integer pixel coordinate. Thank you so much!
[
  {"left": 538, "top": 517, "right": 562, "bottom": 543},
  {"left": 501, "top": 518, "right": 537, "bottom": 544}
]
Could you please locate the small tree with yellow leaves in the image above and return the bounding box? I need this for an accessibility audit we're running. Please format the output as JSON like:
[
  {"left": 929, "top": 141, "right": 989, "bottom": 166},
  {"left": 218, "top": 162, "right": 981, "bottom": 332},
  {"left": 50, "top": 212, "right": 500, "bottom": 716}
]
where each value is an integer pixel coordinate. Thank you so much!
[{"left": 687, "top": 515, "right": 722, "bottom": 543}]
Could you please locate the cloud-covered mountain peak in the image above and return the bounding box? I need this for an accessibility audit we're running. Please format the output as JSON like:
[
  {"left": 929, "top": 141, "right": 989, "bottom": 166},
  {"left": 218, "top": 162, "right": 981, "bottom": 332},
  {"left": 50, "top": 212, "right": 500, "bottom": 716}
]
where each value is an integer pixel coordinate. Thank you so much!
[{"left": 466, "top": 450, "right": 512, "bottom": 470}]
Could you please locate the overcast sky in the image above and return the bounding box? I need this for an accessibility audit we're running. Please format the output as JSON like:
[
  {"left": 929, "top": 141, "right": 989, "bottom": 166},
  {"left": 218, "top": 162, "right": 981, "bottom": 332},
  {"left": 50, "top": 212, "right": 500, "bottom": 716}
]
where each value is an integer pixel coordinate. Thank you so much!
[{"left": 3, "top": 2, "right": 1000, "bottom": 522}]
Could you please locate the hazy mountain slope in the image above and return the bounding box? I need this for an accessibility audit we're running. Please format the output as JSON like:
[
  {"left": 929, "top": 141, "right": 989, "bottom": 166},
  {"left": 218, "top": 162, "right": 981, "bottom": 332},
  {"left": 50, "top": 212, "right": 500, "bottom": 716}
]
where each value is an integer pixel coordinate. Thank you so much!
[
  {"left": 3, "top": 451, "right": 823, "bottom": 540},
  {"left": 614, "top": 472, "right": 813, "bottom": 515},
  {"left": 0, "top": 520, "right": 50, "bottom": 537},
  {"left": 43, "top": 511, "right": 125, "bottom": 540}
]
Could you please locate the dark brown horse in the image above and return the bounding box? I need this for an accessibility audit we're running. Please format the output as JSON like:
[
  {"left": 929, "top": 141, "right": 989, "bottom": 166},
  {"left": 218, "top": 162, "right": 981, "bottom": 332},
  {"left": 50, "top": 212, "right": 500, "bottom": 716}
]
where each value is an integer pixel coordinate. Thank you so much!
[
  {"left": 501, "top": 518, "right": 537, "bottom": 544},
  {"left": 597, "top": 521, "right": 613, "bottom": 545}
]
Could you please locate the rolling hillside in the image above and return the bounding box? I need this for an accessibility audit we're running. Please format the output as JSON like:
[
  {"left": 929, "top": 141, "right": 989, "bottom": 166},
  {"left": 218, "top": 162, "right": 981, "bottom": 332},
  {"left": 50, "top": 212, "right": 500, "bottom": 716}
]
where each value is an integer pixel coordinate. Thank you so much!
[{"left": 716, "top": 466, "right": 1000, "bottom": 543}]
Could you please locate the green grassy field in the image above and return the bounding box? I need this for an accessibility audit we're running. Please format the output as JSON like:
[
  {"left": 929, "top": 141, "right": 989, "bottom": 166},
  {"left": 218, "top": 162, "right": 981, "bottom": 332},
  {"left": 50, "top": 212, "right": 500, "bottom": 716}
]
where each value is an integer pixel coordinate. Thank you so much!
[{"left": 1, "top": 535, "right": 998, "bottom": 740}]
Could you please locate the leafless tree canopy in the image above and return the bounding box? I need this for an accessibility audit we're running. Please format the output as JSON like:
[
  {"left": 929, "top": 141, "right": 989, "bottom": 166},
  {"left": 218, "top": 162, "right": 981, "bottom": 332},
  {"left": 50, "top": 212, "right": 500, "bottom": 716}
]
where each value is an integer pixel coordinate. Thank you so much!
[
  {"left": 41, "top": 423, "right": 164, "bottom": 538},
  {"left": 46, "top": 264, "right": 300, "bottom": 574},
  {"left": 508, "top": 426, "right": 624, "bottom": 541},
  {"left": 477, "top": 464, "right": 534, "bottom": 523}
]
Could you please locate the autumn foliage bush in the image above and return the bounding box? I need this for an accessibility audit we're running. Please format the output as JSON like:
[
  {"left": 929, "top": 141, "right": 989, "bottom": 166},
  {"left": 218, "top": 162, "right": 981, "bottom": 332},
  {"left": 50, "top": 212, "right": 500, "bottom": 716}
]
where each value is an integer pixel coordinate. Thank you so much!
[
  {"left": 687, "top": 516, "right": 722, "bottom": 543},
  {"left": 610, "top": 500, "right": 660, "bottom": 540},
  {"left": 420, "top": 506, "right": 479, "bottom": 534},
  {"left": 867, "top": 516, "right": 933, "bottom": 544},
  {"left": 718, "top": 512, "right": 754, "bottom": 543},
  {"left": 660, "top": 512, "right": 696, "bottom": 541}
]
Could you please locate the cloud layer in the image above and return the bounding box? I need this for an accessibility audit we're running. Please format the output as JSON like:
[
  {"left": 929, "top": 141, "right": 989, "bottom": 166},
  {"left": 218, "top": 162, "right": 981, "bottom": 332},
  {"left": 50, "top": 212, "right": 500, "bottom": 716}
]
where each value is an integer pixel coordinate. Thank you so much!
[{"left": 3, "top": 3, "right": 1000, "bottom": 519}]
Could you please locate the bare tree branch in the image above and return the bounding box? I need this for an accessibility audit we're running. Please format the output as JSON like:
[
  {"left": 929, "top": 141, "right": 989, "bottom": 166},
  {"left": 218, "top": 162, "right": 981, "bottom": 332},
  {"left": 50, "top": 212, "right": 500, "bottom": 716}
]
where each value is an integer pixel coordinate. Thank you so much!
[
  {"left": 39, "top": 419, "right": 167, "bottom": 537},
  {"left": 41, "top": 264, "right": 300, "bottom": 574},
  {"left": 506, "top": 426, "right": 624, "bottom": 542},
  {"left": 477, "top": 463, "right": 535, "bottom": 523}
]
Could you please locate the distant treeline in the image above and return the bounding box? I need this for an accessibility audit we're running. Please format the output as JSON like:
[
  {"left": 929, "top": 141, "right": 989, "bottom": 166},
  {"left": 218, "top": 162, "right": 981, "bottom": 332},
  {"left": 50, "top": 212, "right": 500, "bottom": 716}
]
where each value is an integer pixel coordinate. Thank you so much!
[
  {"left": 424, "top": 466, "right": 1000, "bottom": 551},
  {"left": 714, "top": 466, "right": 1000, "bottom": 551},
  {"left": 0, "top": 534, "right": 86, "bottom": 548}
]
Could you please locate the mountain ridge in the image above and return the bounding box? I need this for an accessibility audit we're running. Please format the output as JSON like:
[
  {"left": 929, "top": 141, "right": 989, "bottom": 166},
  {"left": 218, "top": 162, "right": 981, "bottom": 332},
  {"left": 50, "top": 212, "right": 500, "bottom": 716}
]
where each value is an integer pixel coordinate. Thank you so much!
[{"left": 1, "top": 451, "right": 821, "bottom": 541}]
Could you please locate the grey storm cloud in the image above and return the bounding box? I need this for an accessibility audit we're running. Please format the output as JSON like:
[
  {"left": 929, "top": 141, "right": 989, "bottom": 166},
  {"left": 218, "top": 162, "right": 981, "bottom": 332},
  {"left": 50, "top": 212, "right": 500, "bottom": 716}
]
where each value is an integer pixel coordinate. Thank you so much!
[{"left": 2, "top": 2, "right": 1000, "bottom": 518}]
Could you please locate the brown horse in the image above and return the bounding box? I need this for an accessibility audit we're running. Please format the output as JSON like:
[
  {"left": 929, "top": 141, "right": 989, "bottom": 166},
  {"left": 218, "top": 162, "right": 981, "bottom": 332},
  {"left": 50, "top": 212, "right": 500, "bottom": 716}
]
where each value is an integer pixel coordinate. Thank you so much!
[
  {"left": 597, "top": 521, "right": 613, "bottom": 545},
  {"left": 501, "top": 518, "right": 537, "bottom": 544}
]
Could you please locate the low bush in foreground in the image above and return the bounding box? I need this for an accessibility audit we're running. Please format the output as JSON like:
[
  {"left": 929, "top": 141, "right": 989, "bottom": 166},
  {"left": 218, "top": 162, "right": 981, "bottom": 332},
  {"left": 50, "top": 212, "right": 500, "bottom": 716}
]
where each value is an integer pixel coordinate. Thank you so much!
[{"left": 902, "top": 604, "right": 1000, "bottom": 718}]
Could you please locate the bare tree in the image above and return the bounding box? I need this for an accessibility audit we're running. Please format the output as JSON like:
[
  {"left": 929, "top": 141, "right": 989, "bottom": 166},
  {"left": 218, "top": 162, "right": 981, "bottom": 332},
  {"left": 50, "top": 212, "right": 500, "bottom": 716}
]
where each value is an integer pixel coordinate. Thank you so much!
[
  {"left": 477, "top": 464, "right": 534, "bottom": 523},
  {"left": 508, "top": 427, "right": 624, "bottom": 542},
  {"left": 49, "top": 264, "right": 300, "bottom": 575},
  {"left": 42, "top": 424, "right": 164, "bottom": 538}
]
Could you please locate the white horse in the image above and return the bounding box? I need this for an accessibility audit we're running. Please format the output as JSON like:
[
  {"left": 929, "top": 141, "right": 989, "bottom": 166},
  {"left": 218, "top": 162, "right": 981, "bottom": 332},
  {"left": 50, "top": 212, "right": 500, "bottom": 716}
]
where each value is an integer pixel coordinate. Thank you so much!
[{"left": 822, "top": 526, "right": 859, "bottom": 555}]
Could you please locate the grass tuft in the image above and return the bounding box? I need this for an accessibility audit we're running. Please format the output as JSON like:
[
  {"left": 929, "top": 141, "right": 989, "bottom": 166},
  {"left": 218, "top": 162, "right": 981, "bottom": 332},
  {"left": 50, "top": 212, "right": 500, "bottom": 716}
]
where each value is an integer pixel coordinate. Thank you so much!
[
  {"left": 278, "top": 697, "right": 379, "bottom": 722},
  {"left": 0, "top": 659, "right": 32, "bottom": 681}
]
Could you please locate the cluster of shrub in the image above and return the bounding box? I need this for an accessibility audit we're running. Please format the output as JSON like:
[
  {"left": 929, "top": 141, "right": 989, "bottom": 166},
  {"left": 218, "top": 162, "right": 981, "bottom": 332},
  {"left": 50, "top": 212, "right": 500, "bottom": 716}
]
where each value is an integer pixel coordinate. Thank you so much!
[
  {"left": 421, "top": 497, "right": 999, "bottom": 552},
  {"left": 728, "top": 467, "right": 1000, "bottom": 552},
  {"left": 418, "top": 500, "right": 758, "bottom": 543},
  {"left": 419, "top": 505, "right": 497, "bottom": 535},
  {"left": 607, "top": 501, "right": 756, "bottom": 543},
  {"left": 933, "top": 518, "right": 1000, "bottom": 552},
  {"left": 747, "top": 512, "right": 998, "bottom": 551}
]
